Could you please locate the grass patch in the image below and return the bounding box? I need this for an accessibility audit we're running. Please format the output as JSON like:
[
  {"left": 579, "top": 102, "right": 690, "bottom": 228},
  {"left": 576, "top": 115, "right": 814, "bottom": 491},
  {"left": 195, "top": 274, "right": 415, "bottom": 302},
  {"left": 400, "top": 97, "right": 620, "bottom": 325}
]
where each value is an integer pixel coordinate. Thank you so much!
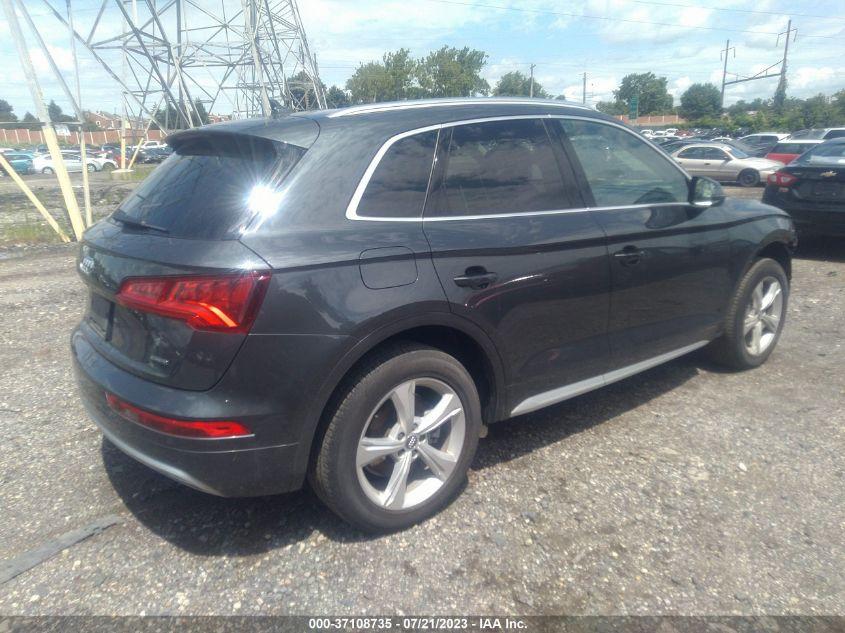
[{"left": 0, "top": 222, "right": 66, "bottom": 245}]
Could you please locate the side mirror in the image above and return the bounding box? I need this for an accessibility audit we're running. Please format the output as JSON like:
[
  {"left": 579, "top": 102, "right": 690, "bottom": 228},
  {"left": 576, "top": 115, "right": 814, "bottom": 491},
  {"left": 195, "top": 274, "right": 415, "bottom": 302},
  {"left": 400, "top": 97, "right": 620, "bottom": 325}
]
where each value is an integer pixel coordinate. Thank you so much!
[{"left": 689, "top": 176, "right": 725, "bottom": 208}]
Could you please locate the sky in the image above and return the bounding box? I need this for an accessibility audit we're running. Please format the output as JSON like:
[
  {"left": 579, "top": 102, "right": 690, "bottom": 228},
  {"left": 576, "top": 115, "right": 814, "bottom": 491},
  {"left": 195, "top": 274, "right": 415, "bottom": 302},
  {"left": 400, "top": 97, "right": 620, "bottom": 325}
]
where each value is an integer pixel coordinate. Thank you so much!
[{"left": 1, "top": 0, "right": 844, "bottom": 118}]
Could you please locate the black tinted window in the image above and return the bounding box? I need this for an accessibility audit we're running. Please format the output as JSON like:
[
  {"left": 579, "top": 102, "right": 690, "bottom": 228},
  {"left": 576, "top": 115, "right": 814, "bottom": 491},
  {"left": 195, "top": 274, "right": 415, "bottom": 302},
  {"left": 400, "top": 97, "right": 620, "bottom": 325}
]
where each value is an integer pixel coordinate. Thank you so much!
[
  {"left": 701, "top": 148, "right": 729, "bottom": 160},
  {"left": 825, "top": 130, "right": 845, "bottom": 139},
  {"left": 356, "top": 130, "right": 437, "bottom": 218},
  {"left": 428, "top": 119, "right": 571, "bottom": 217},
  {"left": 560, "top": 119, "right": 688, "bottom": 206},
  {"left": 677, "top": 147, "right": 704, "bottom": 159},
  {"left": 114, "top": 135, "right": 303, "bottom": 239}
]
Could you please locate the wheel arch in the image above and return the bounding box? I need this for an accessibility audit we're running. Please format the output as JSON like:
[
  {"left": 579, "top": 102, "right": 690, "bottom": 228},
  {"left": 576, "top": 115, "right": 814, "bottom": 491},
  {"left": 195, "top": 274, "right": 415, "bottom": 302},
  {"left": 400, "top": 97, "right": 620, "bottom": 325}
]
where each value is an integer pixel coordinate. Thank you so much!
[{"left": 293, "top": 312, "right": 508, "bottom": 479}]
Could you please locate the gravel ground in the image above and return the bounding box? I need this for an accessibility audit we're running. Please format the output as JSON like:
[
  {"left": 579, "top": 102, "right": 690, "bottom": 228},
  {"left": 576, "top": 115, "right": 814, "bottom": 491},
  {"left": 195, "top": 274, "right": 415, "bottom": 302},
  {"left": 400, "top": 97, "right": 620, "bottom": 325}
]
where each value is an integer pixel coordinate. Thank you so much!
[{"left": 0, "top": 187, "right": 843, "bottom": 616}]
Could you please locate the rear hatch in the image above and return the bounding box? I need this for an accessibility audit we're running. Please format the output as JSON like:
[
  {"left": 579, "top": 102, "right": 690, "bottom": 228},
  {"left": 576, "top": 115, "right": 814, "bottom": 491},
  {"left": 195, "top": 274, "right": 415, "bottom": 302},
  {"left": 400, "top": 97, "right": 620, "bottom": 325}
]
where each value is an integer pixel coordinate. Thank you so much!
[{"left": 77, "top": 121, "right": 316, "bottom": 390}]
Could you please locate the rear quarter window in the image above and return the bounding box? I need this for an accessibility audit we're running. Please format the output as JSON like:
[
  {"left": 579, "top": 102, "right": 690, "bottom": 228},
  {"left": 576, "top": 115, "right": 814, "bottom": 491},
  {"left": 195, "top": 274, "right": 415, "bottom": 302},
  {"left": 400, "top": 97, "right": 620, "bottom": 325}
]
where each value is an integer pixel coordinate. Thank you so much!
[
  {"left": 355, "top": 130, "right": 438, "bottom": 218},
  {"left": 113, "top": 135, "right": 304, "bottom": 239}
]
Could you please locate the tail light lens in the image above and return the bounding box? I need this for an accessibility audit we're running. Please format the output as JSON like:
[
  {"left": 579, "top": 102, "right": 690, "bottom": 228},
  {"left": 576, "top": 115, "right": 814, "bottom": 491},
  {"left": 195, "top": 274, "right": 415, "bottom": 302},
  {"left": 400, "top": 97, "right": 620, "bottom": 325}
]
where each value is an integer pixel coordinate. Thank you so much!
[
  {"left": 767, "top": 171, "right": 798, "bottom": 187},
  {"left": 106, "top": 393, "right": 252, "bottom": 438},
  {"left": 116, "top": 271, "right": 270, "bottom": 333}
]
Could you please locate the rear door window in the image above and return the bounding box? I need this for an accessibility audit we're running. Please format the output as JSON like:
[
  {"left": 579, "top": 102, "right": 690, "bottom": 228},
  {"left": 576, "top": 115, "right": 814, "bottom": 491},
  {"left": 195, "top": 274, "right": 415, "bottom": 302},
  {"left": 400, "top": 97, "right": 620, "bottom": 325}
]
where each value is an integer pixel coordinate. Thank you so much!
[
  {"left": 427, "top": 118, "right": 574, "bottom": 217},
  {"left": 113, "top": 135, "right": 304, "bottom": 239},
  {"left": 559, "top": 119, "right": 688, "bottom": 206},
  {"left": 677, "top": 147, "right": 705, "bottom": 159},
  {"left": 355, "top": 130, "right": 438, "bottom": 218}
]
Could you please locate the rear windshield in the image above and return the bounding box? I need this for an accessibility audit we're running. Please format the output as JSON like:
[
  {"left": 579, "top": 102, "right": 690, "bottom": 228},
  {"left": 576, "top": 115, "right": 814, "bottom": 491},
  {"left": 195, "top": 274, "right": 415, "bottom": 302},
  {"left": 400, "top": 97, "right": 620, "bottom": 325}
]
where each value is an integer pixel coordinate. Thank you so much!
[
  {"left": 794, "top": 143, "right": 845, "bottom": 166},
  {"left": 113, "top": 135, "right": 304, "bottom": 239}
]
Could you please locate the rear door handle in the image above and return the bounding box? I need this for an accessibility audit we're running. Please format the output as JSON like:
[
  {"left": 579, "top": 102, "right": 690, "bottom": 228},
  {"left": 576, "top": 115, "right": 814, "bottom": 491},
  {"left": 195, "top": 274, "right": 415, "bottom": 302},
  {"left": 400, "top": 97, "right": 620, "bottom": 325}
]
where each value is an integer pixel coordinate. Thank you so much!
[
  {"left": 453, "top": 267, "right": 498, "bottom": 289},
  {"left": 613, "top": 246, "right": 645, "bottom": 266}
]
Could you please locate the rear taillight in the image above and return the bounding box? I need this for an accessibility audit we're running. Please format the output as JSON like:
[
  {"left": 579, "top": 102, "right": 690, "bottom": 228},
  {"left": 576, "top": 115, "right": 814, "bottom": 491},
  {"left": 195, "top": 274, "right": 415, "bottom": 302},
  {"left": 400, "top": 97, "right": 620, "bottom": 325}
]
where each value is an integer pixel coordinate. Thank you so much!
[
  {"left": 105, "top": 393, "right": 252, "bottom": 438},
  {"left": 115, "top": 271, "right": 270, "bottom": 333},
  {"left": 767, "top": 171, "right": 798, "bottom": 187}
]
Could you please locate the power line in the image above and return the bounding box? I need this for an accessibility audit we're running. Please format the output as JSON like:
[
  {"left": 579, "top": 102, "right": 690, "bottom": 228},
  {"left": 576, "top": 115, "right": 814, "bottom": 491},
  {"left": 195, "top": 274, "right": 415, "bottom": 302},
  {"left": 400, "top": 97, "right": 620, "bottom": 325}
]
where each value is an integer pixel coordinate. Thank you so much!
[
  {"left": 422, "top": 0, "right": 844, "bottom": 39},
  {"left": 631, "top": 0, "right": 845, "bottom": 22}
]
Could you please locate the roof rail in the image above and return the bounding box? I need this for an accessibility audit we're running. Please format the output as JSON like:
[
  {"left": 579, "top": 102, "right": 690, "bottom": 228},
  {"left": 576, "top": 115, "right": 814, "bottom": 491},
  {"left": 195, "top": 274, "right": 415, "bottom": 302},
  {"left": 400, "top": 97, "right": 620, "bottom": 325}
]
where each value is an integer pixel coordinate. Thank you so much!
[{"left": 328, "top": 97, "right": 591, "bottom": 118}]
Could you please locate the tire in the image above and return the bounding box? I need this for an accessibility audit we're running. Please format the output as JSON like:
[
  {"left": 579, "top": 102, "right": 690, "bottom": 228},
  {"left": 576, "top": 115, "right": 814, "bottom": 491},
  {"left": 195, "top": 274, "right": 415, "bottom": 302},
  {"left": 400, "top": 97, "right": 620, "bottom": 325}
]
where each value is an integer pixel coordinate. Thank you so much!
[
  {"left": 707, "top": 257, "right": 788, "bottom": 369},
  {"left": 310, "top": 343, "right": 482, "bottom": 532},
  {"left": 738, "top": 169, "right": 759, "bottom": 187},
  {"left": 87, "top": 163, "right": 96, "bottom": 172},
  {"left": 42, "top": 167, "right": 54, "bottom": 175},
  {"left": 102, "top": 163, "right": 115, "bottom": 172}
]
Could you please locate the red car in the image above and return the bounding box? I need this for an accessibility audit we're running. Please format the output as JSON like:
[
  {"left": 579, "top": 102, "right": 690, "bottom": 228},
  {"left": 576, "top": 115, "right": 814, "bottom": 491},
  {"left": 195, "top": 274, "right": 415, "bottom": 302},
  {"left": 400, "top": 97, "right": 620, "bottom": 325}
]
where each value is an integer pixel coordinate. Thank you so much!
[{"left": 766, "top": 140, "right": 822, "bottom": 164}]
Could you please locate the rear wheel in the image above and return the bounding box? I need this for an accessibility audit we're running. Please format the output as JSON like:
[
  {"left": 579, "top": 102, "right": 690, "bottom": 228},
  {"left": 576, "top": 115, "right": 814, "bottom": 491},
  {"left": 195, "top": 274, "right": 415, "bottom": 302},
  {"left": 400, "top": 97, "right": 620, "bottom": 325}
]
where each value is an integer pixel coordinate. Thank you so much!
[
  {"left": 87, "top": 163, "right": 96, "bottom": 172},
  {"left": 708, "top": 257, "right": 788, "bottom": 369},
  {"left": 41, "top": 167, "right": 54, "bottom": 175},
  {"left": 311, "top": 343, "right": 481, "bottom": 532},
  {"left": 738, "top": 169, "right": 759, "bottom": 187}
]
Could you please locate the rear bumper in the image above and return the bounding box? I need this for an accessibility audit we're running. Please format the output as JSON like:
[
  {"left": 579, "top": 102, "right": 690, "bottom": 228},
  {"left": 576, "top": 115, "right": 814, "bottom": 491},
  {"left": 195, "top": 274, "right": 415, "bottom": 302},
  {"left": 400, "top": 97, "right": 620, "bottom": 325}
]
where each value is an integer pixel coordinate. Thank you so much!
[
  {"left": 762, "top": 190, "right": 845, "bottom": 235},
  {"left": 72, "top": 328, "right": 305, "bottom": 497}
]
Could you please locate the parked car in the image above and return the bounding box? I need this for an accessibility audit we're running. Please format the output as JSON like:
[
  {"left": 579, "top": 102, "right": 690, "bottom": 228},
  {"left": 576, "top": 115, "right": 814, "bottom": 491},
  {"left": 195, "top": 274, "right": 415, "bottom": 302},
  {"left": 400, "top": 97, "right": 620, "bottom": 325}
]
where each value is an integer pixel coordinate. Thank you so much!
[
  {"left": 788, "top": 128, "right": 845, "bottom": 141},
  {"left": 140, "top": 146, "right": 173, "bottom": 163},
  {"left": 91, "top": 156, "right": 118, "bottom": 171},
  {"left": 672, "top": 143, "right": 783, "bottom": 186},
  {"left": 763, "top": 137, "right": 845, "bottom": 235},
  {"left": 72, "top": 98, "right": 795, "bottom": 531},
  {"left": 33, "top": 153, "right": 99, "bottom": 174},
  {"left": 140, "top": 140, "right": 168, "bottom": 150},
  {"left": 765, "top": 140, "right": 823, "bottom": 165},
  {"left": 0, "top": 152, "right": 33, "bottom": 175},
  {"left": 738, "top": 133, "right": 788, "bottom": 157},
  {"left": 640, "top": 129, "right": 654, "bottom": 138}
]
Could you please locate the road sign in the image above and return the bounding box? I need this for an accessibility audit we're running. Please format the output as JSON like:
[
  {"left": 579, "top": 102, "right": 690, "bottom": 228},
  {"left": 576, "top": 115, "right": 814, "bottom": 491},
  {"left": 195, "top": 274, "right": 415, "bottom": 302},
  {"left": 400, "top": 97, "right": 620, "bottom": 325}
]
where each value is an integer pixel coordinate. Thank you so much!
[{"left": 629, "top": 96, "right": 639, "bottom": 122}]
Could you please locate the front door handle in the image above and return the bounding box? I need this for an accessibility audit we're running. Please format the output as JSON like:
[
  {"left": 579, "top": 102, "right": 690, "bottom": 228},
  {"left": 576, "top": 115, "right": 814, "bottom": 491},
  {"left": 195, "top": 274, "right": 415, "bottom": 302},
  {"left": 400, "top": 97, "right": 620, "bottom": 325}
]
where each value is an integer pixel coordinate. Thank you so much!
[
  {"left": 454, "top": 267, "right": 498, "bottom": 289},
  {"left": 613, "top": 246, "right": 645, "bottom": 266}
]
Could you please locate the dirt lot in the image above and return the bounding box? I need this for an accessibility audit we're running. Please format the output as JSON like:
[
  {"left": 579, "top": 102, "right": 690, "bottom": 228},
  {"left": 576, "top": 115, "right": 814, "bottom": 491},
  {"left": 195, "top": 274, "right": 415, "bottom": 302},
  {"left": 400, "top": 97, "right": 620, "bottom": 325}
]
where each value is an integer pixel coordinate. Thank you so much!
[{"left": 0, "top": 185, "right": 843, "bottom": 615}]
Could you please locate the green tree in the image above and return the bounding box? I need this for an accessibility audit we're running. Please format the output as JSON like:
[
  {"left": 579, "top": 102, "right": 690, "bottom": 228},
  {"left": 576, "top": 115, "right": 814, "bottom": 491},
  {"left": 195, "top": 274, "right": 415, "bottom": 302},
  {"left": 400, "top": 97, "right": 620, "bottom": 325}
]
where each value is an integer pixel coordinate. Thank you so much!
[
  {"left": 415, "top": 46, "right": 489, "bottom": 97},
  {"left": 21, "top": 112, "right": 41, "bottom": 131},
  {"left": 47, "top": 99, "right": 74, "bottom": 123},
  {"left": 346, "top": 49, "right": 419, "bottom": 104},
  {"left": 493, "top": 71, "right": 548, "bottom": 98},
  {"left": 325, "top": 85, "right": 350, "bottom": 109},
  {"left": 679, "top": 83, "right": 722, "bottom": 120},
  {"left": 287, "top": 70, "right": 326, "bottom": 110},
  {"left": 596, "top": 100, "right": 625, "bottom": 115},
  {"left": 0, "top": 99, "right": 17, "bottom": 123},
  {"left": 613, "top": 73, "right": 673, "bottom": 115},
  {"left": 191, "top": 99, "right": 209, "bottom": 126}
]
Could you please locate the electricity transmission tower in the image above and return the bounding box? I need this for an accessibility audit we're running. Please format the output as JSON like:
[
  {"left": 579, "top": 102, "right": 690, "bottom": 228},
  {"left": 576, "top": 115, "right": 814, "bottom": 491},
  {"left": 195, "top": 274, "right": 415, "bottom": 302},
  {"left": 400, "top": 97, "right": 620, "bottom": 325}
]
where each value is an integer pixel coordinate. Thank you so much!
[{"left": 38, "top": 0, "right": 326, "bottom": 132}]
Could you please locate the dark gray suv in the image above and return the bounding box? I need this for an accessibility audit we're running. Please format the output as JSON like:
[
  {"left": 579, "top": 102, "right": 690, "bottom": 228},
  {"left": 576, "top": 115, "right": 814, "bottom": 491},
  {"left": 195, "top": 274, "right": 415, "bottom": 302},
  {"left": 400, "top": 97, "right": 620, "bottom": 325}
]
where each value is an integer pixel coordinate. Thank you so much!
[{"left": 73, "top": 98, "right": 795, "bottom": 531}]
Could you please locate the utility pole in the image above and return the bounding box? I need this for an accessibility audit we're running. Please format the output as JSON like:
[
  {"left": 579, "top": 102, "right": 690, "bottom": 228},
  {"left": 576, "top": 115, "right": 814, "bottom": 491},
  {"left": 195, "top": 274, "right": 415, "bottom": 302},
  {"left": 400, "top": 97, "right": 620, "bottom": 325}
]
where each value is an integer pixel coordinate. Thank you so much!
[
  {"left": 775, "top": 19, "right": 797, "bottom": 106},
  {"left": 582, "top": 71, "right": 587, "bottom": 105},
  {"left": 529, "top": 63, "right": 536, "bottom": 98},
  {"left": 719, "top": 39, "right": 735, "bottom": 108}
]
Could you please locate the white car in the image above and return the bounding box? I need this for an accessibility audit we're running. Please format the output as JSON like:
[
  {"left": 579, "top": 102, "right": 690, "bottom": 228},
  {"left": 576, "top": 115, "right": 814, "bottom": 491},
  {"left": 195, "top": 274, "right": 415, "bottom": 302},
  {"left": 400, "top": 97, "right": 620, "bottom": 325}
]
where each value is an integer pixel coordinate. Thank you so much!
[
  {"left": 33, "top": 153, "right": 101, "bottom": 174},
  {"left": 140, "top": 140, "right": 167, "bottom": 150},
  {"left": 672, "top": 143, "right": 783, "bottom": 187},
  {"left": 665, "top": 128, "right": 679, "bottom": 136},
  {"left": 640, "top": 129, "right": 654, "bottom": 138}
]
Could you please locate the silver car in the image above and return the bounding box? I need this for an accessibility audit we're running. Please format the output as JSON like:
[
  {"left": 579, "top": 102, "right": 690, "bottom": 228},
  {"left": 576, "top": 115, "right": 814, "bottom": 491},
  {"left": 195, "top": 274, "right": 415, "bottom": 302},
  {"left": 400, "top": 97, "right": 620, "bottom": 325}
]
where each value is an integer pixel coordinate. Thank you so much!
[{"left": 671, "top": 143, "right": 783, "bottom": 187}]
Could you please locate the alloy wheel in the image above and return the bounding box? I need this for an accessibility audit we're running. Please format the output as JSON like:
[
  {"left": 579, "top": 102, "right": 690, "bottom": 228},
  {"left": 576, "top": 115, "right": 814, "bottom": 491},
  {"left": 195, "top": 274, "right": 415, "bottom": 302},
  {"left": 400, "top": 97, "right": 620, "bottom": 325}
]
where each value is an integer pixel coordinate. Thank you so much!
[
  {"left": 356, "top": 378, "right": 466, "bottom": 511},
  {"left": 743, "top": 276, "right": 783, "bottom": 356}
]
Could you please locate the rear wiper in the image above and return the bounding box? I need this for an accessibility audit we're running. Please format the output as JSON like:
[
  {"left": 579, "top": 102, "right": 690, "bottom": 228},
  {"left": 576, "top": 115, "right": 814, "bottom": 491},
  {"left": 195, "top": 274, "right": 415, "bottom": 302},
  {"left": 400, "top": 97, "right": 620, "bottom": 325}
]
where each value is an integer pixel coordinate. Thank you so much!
[{"left": 112, "top": 211, "right": 170, "bottom": 234}]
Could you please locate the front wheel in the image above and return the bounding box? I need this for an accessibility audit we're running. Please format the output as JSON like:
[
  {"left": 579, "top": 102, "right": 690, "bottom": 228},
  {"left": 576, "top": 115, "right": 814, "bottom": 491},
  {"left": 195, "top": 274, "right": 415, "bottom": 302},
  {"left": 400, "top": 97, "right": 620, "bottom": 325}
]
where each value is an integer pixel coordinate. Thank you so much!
[
  {"left": 41, "top": 167, "right": 54, "bottom": 175},
  {"left": 87, "top": 163, "right": 96, "bottom": 172},
  {"left": 311, "top": 343, "right": 481, "bottom": 532},
  {"left": 708, "top": 257, "right": 788, "bottom": 369}
]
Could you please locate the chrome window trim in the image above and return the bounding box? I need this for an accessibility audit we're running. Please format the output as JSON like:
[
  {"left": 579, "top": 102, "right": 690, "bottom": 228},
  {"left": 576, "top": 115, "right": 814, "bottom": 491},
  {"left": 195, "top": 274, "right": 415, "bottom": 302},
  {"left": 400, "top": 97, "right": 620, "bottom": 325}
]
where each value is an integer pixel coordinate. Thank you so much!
[
  {"left": 345, "top": 114, "right": 692, "bottom": 222},
  {"left": 510, "top": 339, "right": 710, "bottom": 417}
]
